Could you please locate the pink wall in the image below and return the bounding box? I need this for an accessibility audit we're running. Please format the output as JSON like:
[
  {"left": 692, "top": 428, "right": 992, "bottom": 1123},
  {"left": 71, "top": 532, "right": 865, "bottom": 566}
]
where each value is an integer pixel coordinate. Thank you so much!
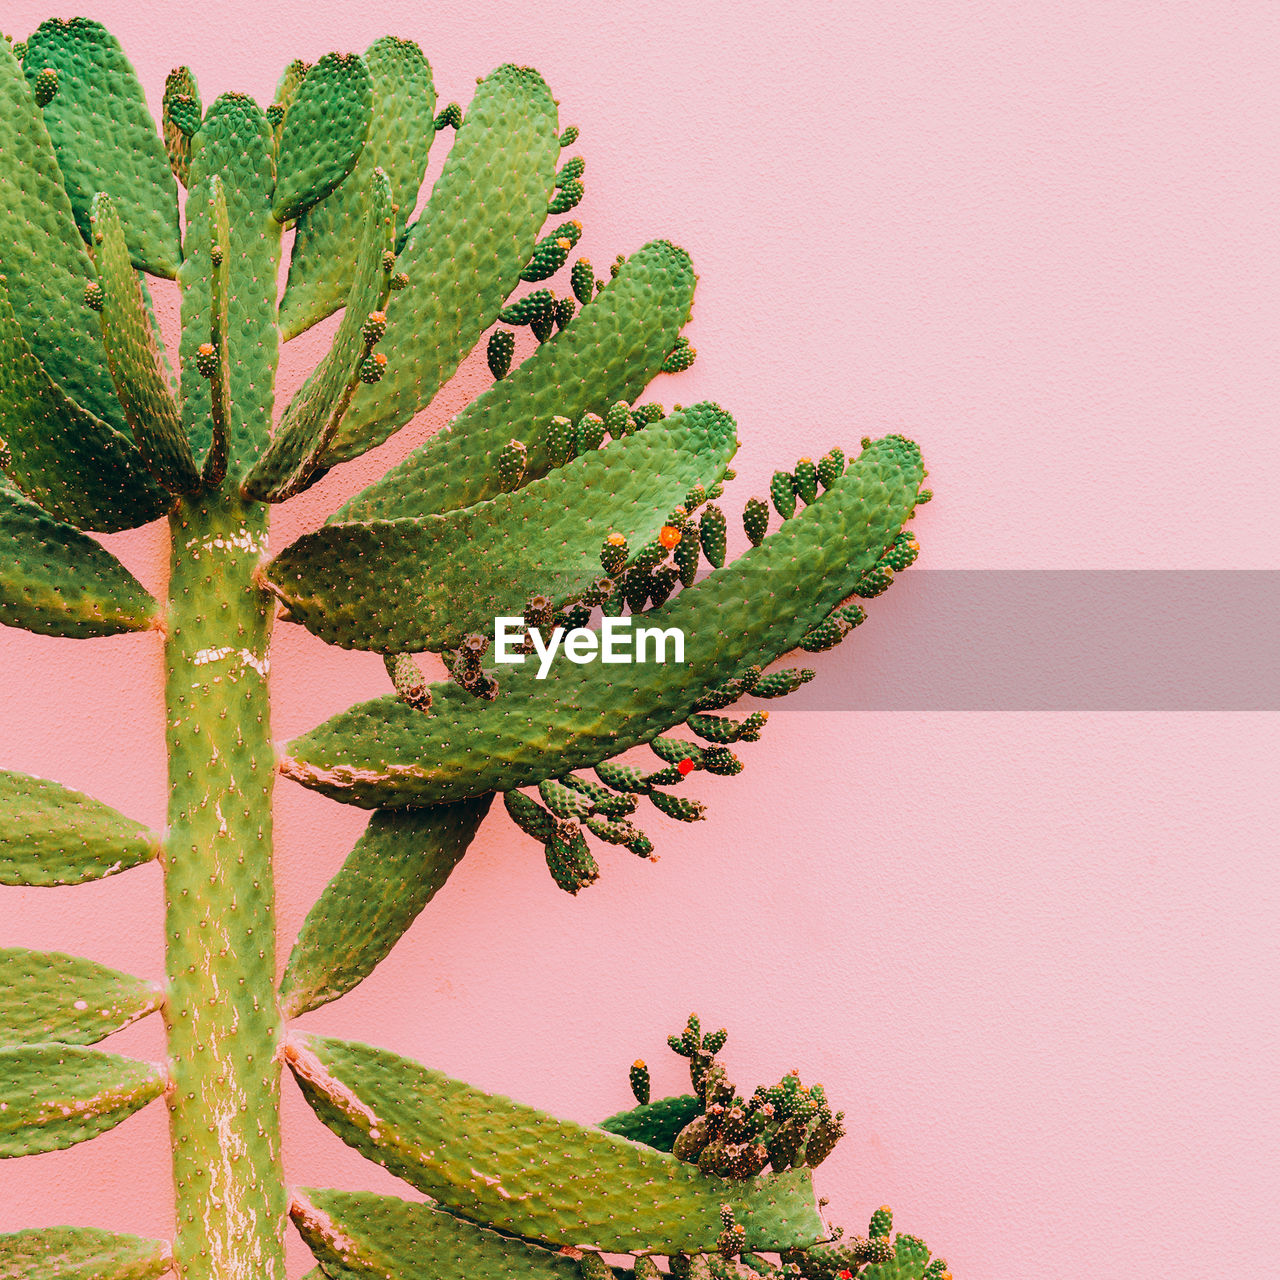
[{"left": 2, "top": 2, "right": 1276, "bottom": 1276}]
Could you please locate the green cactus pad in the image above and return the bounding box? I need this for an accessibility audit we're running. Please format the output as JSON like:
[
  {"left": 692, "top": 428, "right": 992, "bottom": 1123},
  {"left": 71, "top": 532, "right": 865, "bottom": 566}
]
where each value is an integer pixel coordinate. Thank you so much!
[
  {"left": 273, "top": 52, "right": 374, "bottom": 223},
  {"left": 0, "top": 1226, "right": 171, "bottom": 1280},
  {"left": 162, "top": 66, "right": 201, "bottom": 186},
  {"left": 0, "top": 44, "right": 131, "bottom": 435},
  {"left": 0, "top": 767, "right": 158, "bottom": 887},
  {"left": 0, "top": 1044, "right": 165, "bottom": 1157},
  {"left": 90, "top": 194, "right": 199, "bottom": 494},
  {"left": 23, "top": 19, "right": 180, "bottom": 278},
  {"left": 599, "top": 1093, "right": 703, "bottom": 1151},
  {"left": 286, "top": 1033, "right": 824, "bottom": 1252},
  {"left": 0, "top": 483, "right": 159, "bottom": 637},
  {"left": 265, "top": 402, "right": 737, "bottom": 652},
  {"left": 179, "top": 96, "right": 280, "bottom": 476},
  {"left": 243, "top": 169, "right": 395, "bottom": 501},
  {"left": 335, "top": 240, "right": 698, "bottom": 522},
  {"left": 279, "top": 797, "right": 491, "bottom": 1018},
  {"left": 0, "top": 278, "right": 169, "bottom": 531},
  {"left": 0, "top": 948, "right": 163, "bottom": 1047},
  {"left": 280, "top": 38, "right": 436, "bottom": 339},
  {"left": 282, "top": 436, "right": 923, "bottom": 807},
  {"left": 859, "top": 1234, "right": 934, "bottom": 1280},
  {"left": 292, "top": 1187, "right": 581, "bottom": 1280},
  {"left": 317, "top": 63, "right": 559, "bottom": 466}
]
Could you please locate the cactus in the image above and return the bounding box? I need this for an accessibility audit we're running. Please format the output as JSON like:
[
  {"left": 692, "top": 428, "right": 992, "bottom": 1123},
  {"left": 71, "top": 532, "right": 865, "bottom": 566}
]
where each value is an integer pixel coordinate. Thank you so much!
[{"left": 0, "top": 24, "right": 948, "bottom": 1280}]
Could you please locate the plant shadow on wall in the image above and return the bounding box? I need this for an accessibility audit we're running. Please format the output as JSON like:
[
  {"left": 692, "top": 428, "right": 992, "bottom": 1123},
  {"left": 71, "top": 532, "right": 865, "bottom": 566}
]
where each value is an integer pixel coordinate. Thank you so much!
[{"left": 0, "top": 17, "right": 946, "bottom": 1280}]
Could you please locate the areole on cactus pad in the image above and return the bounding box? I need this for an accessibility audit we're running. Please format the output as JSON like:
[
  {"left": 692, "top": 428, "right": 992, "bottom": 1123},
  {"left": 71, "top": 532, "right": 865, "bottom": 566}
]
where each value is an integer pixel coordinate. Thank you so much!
[{"left": 0, "top": 16, "right": 949, "bottom": 1280}]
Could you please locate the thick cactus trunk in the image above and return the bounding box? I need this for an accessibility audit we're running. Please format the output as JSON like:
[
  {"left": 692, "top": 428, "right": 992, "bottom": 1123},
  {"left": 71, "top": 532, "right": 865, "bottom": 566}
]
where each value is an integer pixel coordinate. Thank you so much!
[{"left": 162, "top": 494, "right": 284, "bottom": 1280}]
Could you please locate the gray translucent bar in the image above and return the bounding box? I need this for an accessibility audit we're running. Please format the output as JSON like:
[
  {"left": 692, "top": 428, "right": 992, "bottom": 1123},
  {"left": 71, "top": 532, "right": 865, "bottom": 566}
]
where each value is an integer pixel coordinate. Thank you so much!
[{"left": 778, "top": 571, "right": 1278, "bottom": 711}]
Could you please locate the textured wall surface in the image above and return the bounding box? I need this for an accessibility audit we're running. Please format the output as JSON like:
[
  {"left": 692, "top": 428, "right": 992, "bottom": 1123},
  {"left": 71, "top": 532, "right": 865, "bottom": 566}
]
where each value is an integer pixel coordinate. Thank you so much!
[{"left": 1, "top": 2, "right": 1276, "bottom": 1276}]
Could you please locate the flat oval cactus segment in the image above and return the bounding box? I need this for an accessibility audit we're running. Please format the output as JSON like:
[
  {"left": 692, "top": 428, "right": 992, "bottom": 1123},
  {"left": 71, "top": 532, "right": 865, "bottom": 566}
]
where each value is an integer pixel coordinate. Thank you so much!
[
  {"left": 600, "top": 1094, "right": 703, "bottom": 1152},
  {"left": 0, "top": 767, "right": 159, "bottom": 887},
  {"left": 0, "top": 482, "right": 159, "bottom": 637},
  {"left": 279, "top": 796, "right": 492, "bottom": 1019},
  {"left": 90, "top": 193, "right": 199, "bottom": 494},
  {"left": 24, "top": 18, "right": 181, "bottom": 277},
  {"left": 281, "top": 436, "right": 925, "bottom": 808},
  {"left": 280, "top": 36, "right": 436, "bottom": 339},
  {"left": 0, "top": 1226, "right": 172, "bottom": 1280},
  {"left": 292, "top": 1188, "right": 583, "bottom": 1280},
  {"left": 285, "top": 1034, "right": 825, "bottom": 1252},
  {"left": 0, "top": 279, "right": 170, "bottom": 533},
  {"left": 162, "top": 65, "right": 201, "bottom": 186},
  {"left": 858, "top": 1233, "right": 935, "bottom": 1280},
  {"left": 179, "top": 94, "right": 280, "bottom": 475},
  {"left": 0, "top": 948, "right": 163, "bottom": 1047},
  {"left": 336, "top": 239, "right": 698, "bottom": 522},
  {"left": 264, "top": 402, "right": 737, "bottom": 653},
  {"left": 273, "top": 52, "right": 374, "bottom": 223},
  {"left": 0, "top": 43, "right": 128, "bottom": 433},
  {"left": 0, "top": 1044, "right": 165, "bottom": 1157},
  {"left": 243, "top": 168, "right": 396, "bottom": 502},
  {"left": 326, "top": 62, "right": 560, "bottom": 465}
]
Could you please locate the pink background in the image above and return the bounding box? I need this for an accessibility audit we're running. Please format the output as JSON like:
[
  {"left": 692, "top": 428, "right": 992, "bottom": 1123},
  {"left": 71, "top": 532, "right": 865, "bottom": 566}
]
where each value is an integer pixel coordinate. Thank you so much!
[{"left": 2, "top": 1, "right": 1277, "bottom": 1276}]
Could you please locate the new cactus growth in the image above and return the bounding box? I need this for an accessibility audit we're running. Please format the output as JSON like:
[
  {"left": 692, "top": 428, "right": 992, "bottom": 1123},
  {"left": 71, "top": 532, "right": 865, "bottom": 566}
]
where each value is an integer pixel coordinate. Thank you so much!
[{"left": 0, "top": 19, "right": 947, "bottom": 1280}]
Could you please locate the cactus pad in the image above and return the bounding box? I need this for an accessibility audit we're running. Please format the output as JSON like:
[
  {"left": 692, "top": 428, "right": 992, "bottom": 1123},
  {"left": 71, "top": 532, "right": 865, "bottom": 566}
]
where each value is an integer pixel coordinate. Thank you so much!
[
  {"left": 273, "top": 52, "right": 374, "bottom": 223},
  {"left": 24, "top": 18, "right": 180, "bottom": 277},
  {"left": 0, "top": 1227, "right": 171, "bottom": 1280},
  {"left": 0, "top": 948, "right": 162, "bottom": 1047},
  {"left": 286, "top": 1033, "right": 825, "bottom": 1252}
]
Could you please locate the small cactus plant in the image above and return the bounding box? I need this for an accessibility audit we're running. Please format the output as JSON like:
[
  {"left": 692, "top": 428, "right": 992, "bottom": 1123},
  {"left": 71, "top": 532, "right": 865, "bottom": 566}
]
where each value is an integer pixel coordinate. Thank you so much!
[{"left": 0, "top": 18, "right": 945, "bottom": 1280}]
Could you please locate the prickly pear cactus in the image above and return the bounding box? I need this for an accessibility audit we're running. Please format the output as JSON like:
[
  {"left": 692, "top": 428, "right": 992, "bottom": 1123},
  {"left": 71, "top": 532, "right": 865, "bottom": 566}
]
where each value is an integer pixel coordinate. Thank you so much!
[{"left": 0, "top": 19, "right": 947, "bottom": 1280}]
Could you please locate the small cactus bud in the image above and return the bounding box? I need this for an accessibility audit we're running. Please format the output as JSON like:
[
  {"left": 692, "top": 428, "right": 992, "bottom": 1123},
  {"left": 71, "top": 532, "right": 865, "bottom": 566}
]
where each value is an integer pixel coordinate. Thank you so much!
[
  {"left": 817, "top": 447, "right": 845, "bottom": 488},
  {"left": 649, "top": 789, "right": 706, "bottom": 823},
  {"left": 497, "top": 439, "right": 527, "bottom": 491},
  {"left": 358, "top": 351, "right": 387, "bottom": 383},
  {"left": 572, "top": 412, "right": 605, "bottom": 454},
  {"left": 552, "top": 295, "right": 576, "bottom": 330},
  {"left": 559, "top": 124, "right": 580, "bottom": 146},
  {"left": 632, "top": 402, "right": 665, "bottom": 424},
  {"left": 803, "top": 1110, "right": 845, "bottom": 1167},
  {"left": 651, "top": 736, "right": 701, "bottom": 767},
  {"left": 504, "top": 790, "right": 556, "bottom": 843},
  {"left": 168, "top": 92, "right": 201, "bottom": 137},
  {"left": 743, "top": 497, "right": 770, "bottom": 545},
  {"left": 859, "top": 1238, "right": 895, "bottom": 1266},
  {"left": 702, "top": 1027, "right": 727, "bottom": 1056},
  {"left": 33, "top": 66, "right": 59, "bottom": 107},
  {"left": 662, "top": 335, "right": 696, "bottom": 373},
  {"left": 868, "top": 1206, "right": 893, "bottom": 1239},
  {"left": 915, "top": 487, "right": 934, "bottom": 504},
  {"left": 698, "top": 503, "right": 728, "bottom": 568},
  {"left": 718, "top": 1223, "right": 747, "bottom": 1259},
  {"left": 629, "top": 1059, "right": 651, "bottom": 1105},
  {"left": 595, "top": 760, "right": 647, "bottom": 793},
  {"left": 922, "top": 1260, "right": 951, "bottom": 1280},
  {"left": 12, "top": 41, "right": 27, "bottom": 62},
  {"left": 546, "top": 415, "right": 573, "bottom": 468},
  {"left": 265, "top": 103, "right": 286, "bottom": 128},
  {"left": 570, "top": 257, "right": 594, "bottom": 304},
  {"left": 770, "top": 471, "right": 797, "bottom": 518},
  {"left": 487, "top": 328, "right": 514, "bottom": 379},
  {"left": 605, "top": 401, "right": 633, "bottom": 439},
  {"left": 793, "top": 457, "right": 819, "bottom": 503},
  {"left": 556, "top": 155, "right": 585, "bottom": 186},
  {"left": 360, "top": 311, "right": 388, "bottom": 346},
  {"left": 0, "top": 437, "right": 11, "bottom": 471},
  {"left": 531, "top": 308, "right": 555, "bottom": 342},
  {"left": 540, "top": 778, "right": 591, "bottom": 820},
  {"left": 751, "top": 667, "right": 815, "bottom": 699},
  {"left": 600, "top": 532, "right": 629, "bottom": 577},
  {"left": 798, "top": 611, "right": 852, "bottom": 654},
  {"left": 648, "top": 564, "right": 678, "bottom": 608},
  {"left": 544, "top": 822, "right": 599, "bottom": 894},
  {"left": 852, "top": 564, "right": 894, "bottom": 598},
  {"left": 195, "top": 342, "right": 218, "bottom": 377},
  {"left": 880, "top": 529, "right": 920, "bottom": 571},
  {"left": 83, "top": 281, "right": 104, "bottom": 312},
  {"left": 381, "top": 249, "right": 396, "bottom": 272},
  {"left": 702, "top": 747, "right": 742, "bottom": 776},
  {"left": 611, "top": 253, "right": 626, "bottom": 279},
  {"left": 673, "top": 528, "right": 701, "bottom": 587},
  {"left": 390, "top": 270, "right": 410, "bottom": 290},
  {"left": 433, "top": 101, "right": 462, "bottom": 130},
  {"left": 522, "top": 232, "right": 574, "bottom": 282},
  {"left": 585, "top": 815, "right": 643, "bottom": 846},
  {"left": 385, "top": 653, "right": 432, "bottom": 713},
  {"left": 548, "top": 177, "right": 584, "bottom": 215},
  {"left": 672, "top": 1112, "right": 713, "bottom": 1161},
  {"left": 499, "top": 288, "right": 556, "bottom": 327}
]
